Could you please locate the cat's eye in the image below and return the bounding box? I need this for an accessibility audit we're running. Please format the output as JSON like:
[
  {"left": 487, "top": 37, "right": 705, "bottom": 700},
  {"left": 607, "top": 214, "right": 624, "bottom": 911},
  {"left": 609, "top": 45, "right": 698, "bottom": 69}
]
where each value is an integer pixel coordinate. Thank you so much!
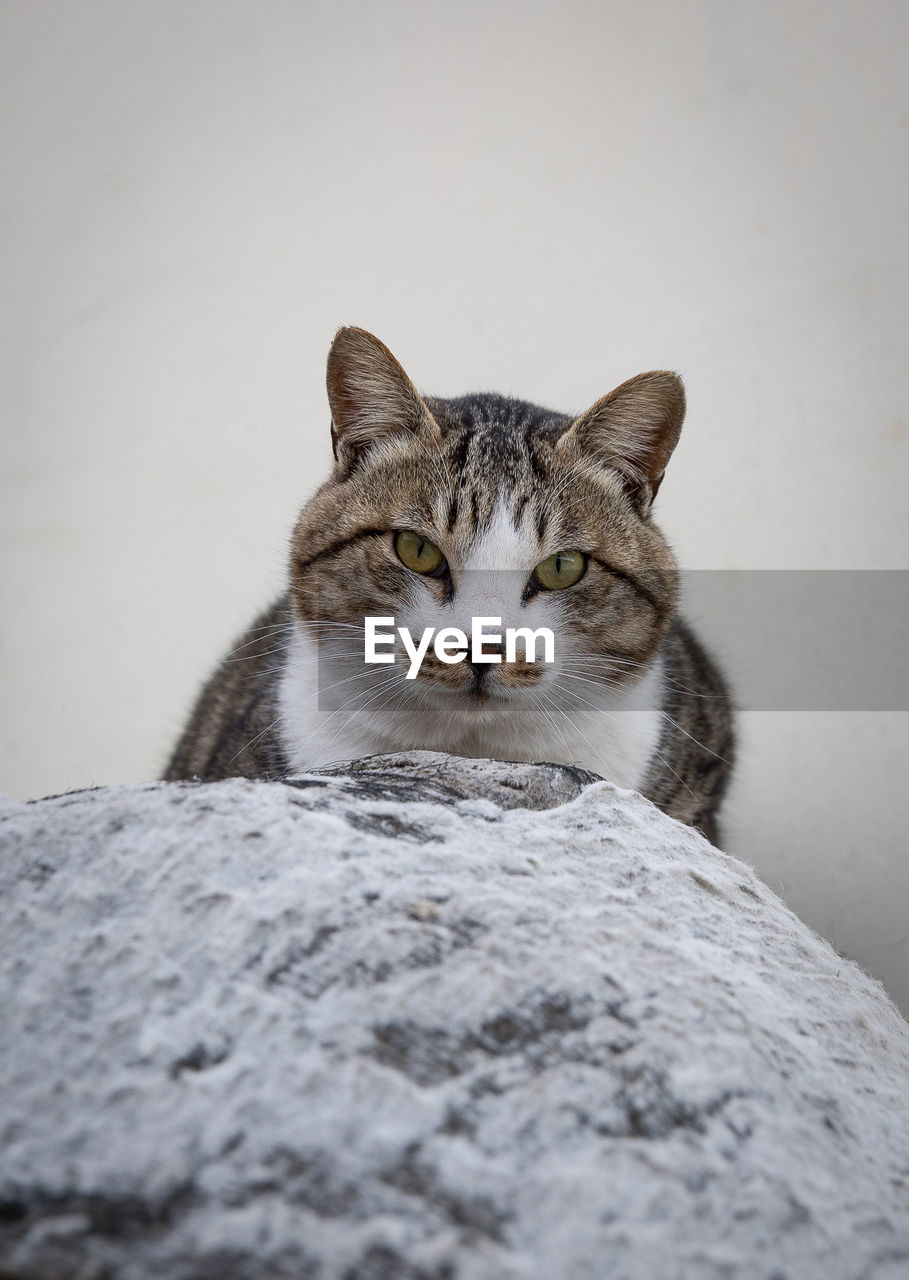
[
  {"left": 394, "top": 530, "right": 446, "bottom": 576},
  {"left": 533, "top": 550, "right": 587, "bottom": 591}
]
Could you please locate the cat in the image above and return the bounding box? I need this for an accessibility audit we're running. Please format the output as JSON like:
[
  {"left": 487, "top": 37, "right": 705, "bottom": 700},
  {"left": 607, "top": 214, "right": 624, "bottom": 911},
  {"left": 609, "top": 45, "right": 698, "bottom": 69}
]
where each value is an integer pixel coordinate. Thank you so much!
[{"left": 164, "top": 327, "right": 734, "bottom": 844}]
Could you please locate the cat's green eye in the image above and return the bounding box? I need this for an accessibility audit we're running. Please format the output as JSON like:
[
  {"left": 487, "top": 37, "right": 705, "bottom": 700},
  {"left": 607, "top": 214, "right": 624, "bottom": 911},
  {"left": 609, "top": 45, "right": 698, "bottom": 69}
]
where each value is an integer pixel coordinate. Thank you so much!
[
  {"left": 533, "top": 550, "right": 587, "bottom": 591},
  {"left": 394, "top": 530, "right": 445, "bottom": 576}
]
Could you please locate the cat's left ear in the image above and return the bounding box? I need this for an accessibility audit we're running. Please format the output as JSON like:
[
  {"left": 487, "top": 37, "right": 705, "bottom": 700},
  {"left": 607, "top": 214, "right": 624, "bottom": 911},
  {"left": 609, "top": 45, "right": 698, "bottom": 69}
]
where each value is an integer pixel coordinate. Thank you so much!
[
  {"left": 326, "top": 326, "right": 442, "bottom": 471},
  {"left": 556, "top": 371, "right": 686, "bottom": 508}
]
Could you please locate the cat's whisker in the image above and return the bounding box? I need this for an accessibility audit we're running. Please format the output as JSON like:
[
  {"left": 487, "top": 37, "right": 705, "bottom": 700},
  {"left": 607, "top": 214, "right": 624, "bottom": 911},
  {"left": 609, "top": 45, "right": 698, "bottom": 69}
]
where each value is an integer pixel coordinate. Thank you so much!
[
  {"left": 303, "top": 638, "right": 373, "bottom": 654},
  {"left": 658, "top": 710, "right": 734, "bottom": 766},
  {"left": 243, "top": 664, "right": 290, "bottom": 682},
  {"left": 560, "top": 653, "right": 651, "bottom": 674},
  {"left": 230, "top": 709, "right": 288, "bottom": 765},
  {"left": 557, "top": 666, "right": 621, "bottom": 683},
  {"left": 557, "top": 670, "right": 629, "bottom": 696},
  {"left": 308, "top": 661, "right": 404, "bottom": 701},
  {"left": 530, "top": 688, "right": 580, "bottom": 763},
  {"left": 541, "top": 685, "right": 608, "bottom": 762},
  {"left": 293, "top": 617, "right": 368, "bottom": 631},
  {"left": 247, "top": 656, "right": 386, "bottom": 687},
  {"left": 612, "top": 665, "right": 726, "bottom": 700},
  {"left": 229, "top": 641, "right": 294, "bottom": 665},
  {"left": 300, "top": 675, "right": 399, "bottom": 747},
  {"left": 316, "top": 672, "right": 405, "bottom": 756},
  {"left": 284, "top": 608, "right": 372, "bottom": 632},
  {"left": 560, "top": 653, "right": 724, "bottom": 700},
  {"left": 306, "top": 668, "right": 403, "bottom": 738},
  {"left": 225, "top": 624, "right": 296, "bottom": 659},
  {"left": 555, "top": 681, "right": 699, "bottom": 802},
  {"left": 227, "top": 617, "right": 376, "bottom": 666},
  {"left": 558, "top": 665, "right": 722, "bottom": 783}
]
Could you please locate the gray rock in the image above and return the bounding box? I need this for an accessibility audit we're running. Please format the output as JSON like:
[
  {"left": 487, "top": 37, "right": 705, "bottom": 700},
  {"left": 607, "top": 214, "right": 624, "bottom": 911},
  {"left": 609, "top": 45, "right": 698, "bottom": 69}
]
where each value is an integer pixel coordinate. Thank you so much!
[{"left": 1, "top": 751, "right": 907, "bottom": 1279}]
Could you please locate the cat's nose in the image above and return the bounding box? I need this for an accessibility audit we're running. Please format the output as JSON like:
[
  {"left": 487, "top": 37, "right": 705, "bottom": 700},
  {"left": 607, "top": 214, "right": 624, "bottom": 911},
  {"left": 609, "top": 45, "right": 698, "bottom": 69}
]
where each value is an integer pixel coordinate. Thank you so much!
[{"left": 468, "top": 638, "right": 504, "bottom": 684}]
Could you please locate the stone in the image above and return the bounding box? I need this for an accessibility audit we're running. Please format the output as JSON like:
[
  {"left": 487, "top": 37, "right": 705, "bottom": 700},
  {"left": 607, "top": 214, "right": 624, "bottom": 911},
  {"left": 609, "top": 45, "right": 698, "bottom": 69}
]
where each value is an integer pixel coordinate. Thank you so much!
[{"left": 1, "top": 752, "right": 907, "bottom": 1279}]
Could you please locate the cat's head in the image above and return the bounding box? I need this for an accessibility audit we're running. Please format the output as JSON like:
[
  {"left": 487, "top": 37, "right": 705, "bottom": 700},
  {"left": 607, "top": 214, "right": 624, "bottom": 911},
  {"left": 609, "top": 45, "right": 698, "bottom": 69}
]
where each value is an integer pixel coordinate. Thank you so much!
[{"left": 289, "top": 327, "right": 683, "bottom": 739}]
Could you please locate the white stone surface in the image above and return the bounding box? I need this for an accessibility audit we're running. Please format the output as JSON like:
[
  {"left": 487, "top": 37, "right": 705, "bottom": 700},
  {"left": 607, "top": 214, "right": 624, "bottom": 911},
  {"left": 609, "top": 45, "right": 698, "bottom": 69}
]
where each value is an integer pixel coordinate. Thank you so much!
[{"left": 1, "top": 752, "right": 907, "bottom": 1279}]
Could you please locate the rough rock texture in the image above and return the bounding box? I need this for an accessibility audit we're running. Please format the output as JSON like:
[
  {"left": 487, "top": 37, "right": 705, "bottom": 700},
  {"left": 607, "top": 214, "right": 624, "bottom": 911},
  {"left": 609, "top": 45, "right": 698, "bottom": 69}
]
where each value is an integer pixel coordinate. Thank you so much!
[{"left": 1, "top": 751, "right": 908, "bottom": 1280}]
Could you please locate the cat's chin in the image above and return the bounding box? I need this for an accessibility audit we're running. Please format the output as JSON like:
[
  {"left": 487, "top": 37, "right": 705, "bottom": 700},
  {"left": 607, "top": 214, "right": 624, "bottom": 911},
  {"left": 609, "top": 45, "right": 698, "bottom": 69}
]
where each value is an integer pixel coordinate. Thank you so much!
[
  {"left": 412, "top": 677, "right": 533, "bottom": 723},
  {"left": 414, "top": 677, "right": 521, "bottom": 704}
]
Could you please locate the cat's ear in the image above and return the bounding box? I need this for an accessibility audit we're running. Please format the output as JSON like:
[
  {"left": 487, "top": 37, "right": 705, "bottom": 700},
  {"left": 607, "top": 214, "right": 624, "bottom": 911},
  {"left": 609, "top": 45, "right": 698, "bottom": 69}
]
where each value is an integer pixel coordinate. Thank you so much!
[
  {"left": 326, "top": 327, "right": 442, "bottom": 470},
  {"left": 556, "top": 371, "right": 686, "bottom": 507}
]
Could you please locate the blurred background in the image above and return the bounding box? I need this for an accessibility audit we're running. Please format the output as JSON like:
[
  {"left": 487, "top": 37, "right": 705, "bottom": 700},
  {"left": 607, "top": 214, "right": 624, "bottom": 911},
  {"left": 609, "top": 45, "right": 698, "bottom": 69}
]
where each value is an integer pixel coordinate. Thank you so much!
[{"left": 1, "top": 1, "right": 906, "bottom": 1009}]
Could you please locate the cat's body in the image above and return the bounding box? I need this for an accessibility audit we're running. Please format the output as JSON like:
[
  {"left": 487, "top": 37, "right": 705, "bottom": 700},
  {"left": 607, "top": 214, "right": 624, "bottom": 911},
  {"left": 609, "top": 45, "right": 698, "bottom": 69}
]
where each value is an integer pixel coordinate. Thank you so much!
[{"left": 165, "top": 330, "right": 734, "bottom": 844}]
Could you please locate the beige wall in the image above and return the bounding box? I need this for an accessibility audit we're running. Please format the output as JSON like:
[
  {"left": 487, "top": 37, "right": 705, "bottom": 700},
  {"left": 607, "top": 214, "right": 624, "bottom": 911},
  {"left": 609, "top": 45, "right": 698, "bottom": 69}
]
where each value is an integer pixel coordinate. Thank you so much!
[{"left": 2, "top": 1, "right": 907, "bottom": 1007}]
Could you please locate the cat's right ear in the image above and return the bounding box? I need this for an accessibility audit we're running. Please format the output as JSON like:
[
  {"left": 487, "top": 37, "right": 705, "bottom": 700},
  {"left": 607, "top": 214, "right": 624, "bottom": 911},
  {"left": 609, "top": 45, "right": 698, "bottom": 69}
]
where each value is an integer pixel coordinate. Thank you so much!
[{"left": 326, "top": 327, "right": 442, "bottom": 471}]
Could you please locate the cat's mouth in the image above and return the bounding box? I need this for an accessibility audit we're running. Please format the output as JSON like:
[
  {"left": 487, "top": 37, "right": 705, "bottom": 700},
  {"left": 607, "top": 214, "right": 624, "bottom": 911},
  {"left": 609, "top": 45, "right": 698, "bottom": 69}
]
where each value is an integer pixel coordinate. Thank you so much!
[{"left": 415, "top": 669, "right": 521, "bottom": 704}]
